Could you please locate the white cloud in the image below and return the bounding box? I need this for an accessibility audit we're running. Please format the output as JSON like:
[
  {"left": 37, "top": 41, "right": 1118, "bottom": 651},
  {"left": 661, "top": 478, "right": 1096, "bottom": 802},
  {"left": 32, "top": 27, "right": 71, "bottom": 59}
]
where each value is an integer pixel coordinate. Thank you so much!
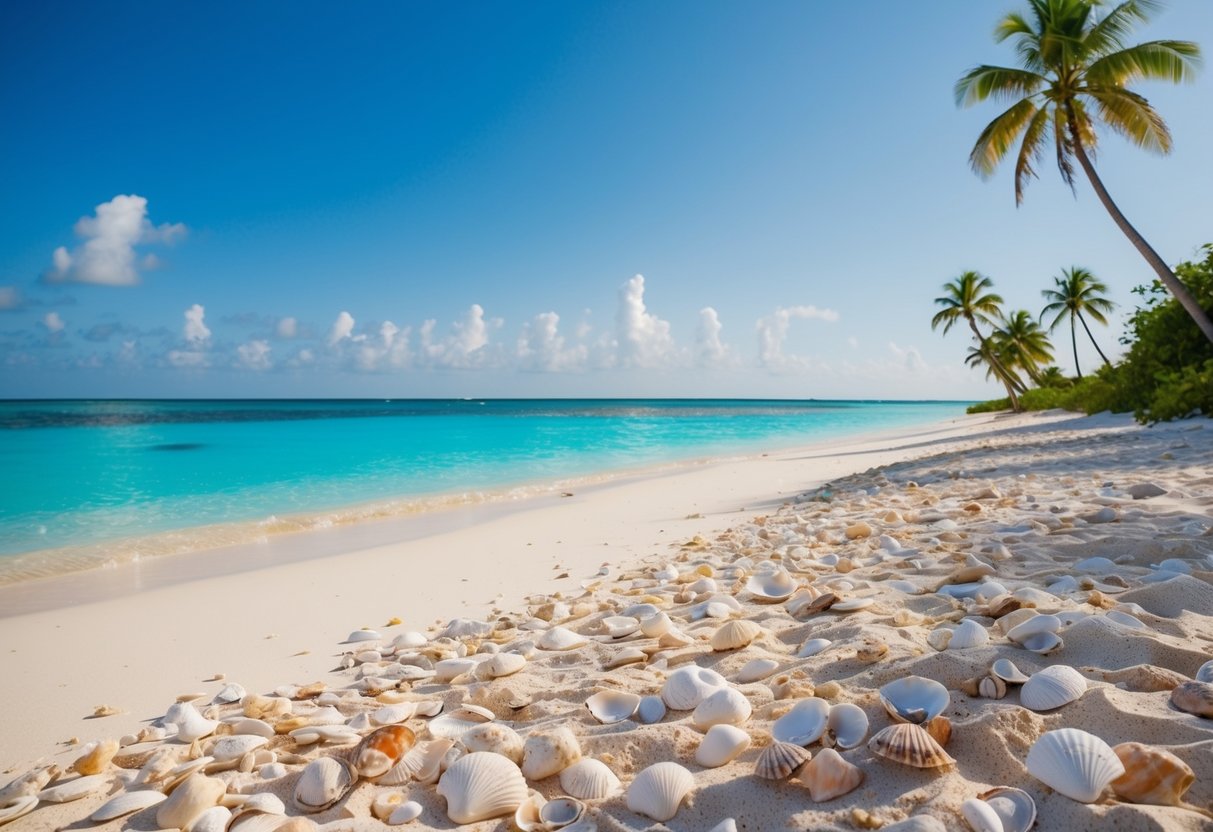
[
  {"left": 183, "top": 303, "right": 211, "bottom": 345},
  {"left": 46, "top": 194, "right": 185, "bottom": 286},
  {"left": 328, "top": 311, "right": 355, "bottom": 347},
  {"left": 517, "top": 311, "right": 587, "bottom": 372},
  {"left": 616, "top": 274, "right": 676, "bottom": 368},
  {"left": 236, "top": 339, "right": 272, "bottom": 371},
  {"left": 355, "top": 321, "right": 411, "bottom": 371},
  {"left": 756, "top": 305, "right": 840, "bottom": 370},
  {"left": 696, "top": 307, "right": 730, "bottom": 367},
  {"left": 418, "top": 304, "right": 500, "bottom": 368},
  {"left": 167, "top": 349, "right": 208, "bottom": 368},
  {"left": 887, "top": 341, "right": 927, "bottom": 373},
  {"left": 43, "top": 311, "right": 65, "bottom": 333},
  {"left": 276, "top": 317, "right": 298, "bottom": 339},
  {"left": 0, "top": 286, "right": 19, "bottom": 310}
]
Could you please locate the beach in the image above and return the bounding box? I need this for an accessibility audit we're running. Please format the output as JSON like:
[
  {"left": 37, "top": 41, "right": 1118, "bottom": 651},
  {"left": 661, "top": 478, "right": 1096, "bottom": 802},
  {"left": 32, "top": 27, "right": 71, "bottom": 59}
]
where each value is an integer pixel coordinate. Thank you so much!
[{"left": 1, "top": 408, "right": 1211, "bottom": 831}]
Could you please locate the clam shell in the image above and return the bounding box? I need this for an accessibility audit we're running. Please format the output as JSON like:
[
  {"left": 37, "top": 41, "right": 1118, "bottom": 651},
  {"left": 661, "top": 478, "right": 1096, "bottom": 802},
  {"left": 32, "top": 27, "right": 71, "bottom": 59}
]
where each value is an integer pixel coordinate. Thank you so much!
[
  {"left": 745, "top": 569, "right": 797, "bottom": 602},
  {"left": 601, "top": 615, "right": 640, "bottom": 638},
  {"left": 1020, "top": 665, "right": 1086, "bottom": 711},
  {"left": 639, "top": 612, "right": 673, "bottom": 638},
  {"left": 755, "top": 741, "right": 812, "bottom": 780},
  {"left": 538, "top": 627, "right": 588, "bottom": 651},
  {"left": 947, "top": 619, "right": 990, "bottom": 650},
  {"left": 427, "top": 704, "right": 495, "bottom": 739},
  {"left": 436, "top": 751, "right": 528, "bottom": 824},
  {"left": 799, "top": 747, "right": 864, "bottom": 801},
  {"left": 292, "top": 756, "right": 357, "bottom": 813},
  {"left": 1110, "top": 742, "right": 1194, "bottom": 806},
  {"left": 1196, "top": 659, "right": 1213, "bottom": 684},
  {"left": 158, "top": 773, "right": 226, "bottom": 829},
  {"left": 345, "top": 629, "right": 381, "bottom": 642},
  {"left": 868, "top": 723, "right": 955, "bottom": 769},
  {"left": 188, "top": 805, "right": 231, "bottom": 832},
  {"left": 371, "top": 702, "right": 418, "bottom": 726},
  {"left": 487, "top": 652, "right": 527, "bottom": 678},
  {"left": 990, "top": 658, "right": 1031, "bottom": 685},
  {"left": 710, "top": 619, "right": 763, "bottom": 651},
  {"left": 389, "top": 801, "right": 423, "bottom": 824},
  {"left": 586, "top": 690, "right": 641, "bottom": 725},
  {"left": 1006, "top": 614, "right": 1061, "bottom": 644},
  {"left": 691, "top": 687, "right": 752, "bottom": 730},
  {"left": 461, "top": 723, "right": 524, "bottom": 764},
  {"left": 1026, "top": 728, "right": 1124, "bottom": 803},
  {"left": 736, "top": 659, "right": 780, "bottom": 683},
  {"left": 1170, "top": 680, "right": 1213, "bottom": 718},
  {"left": 625, "top": 762, "right": 694, "bottom": 822},
  {"left": 824, "top": 703, "right": 869, "bottom": 750},
  {"left": 879, "top": 676, "right": 949, "bottom": 725},
  {"left": 694, "top": 724, "right": 752, "bottom": 768},
  {"left": 960, "top": 798, "right": 1002, "bottom": 832},
  {"left": 433, "top": 657, "right": 478, "bottom": 683},
  {"left": 37, "top": 774, "right": 107, "bottom": 803},
  {"left": 661, "top": 665, "right": 727, "bottom": 711},
  {"left": 832, "top": 597, "right": 874, "bottom": 612},
  {"left": 380, "top": 738, "right": 454, "bottom": 785},
  {"left": 636, "top": 695, "right": 667, "bottom": 724},
  {"left": 354, "top": 725, "right": 416, "bottom": 779},
  {"left": 560, "top": 758, "right": 622, "bottom": 800},
  {"left": 212, "top": 682, "right": 247, "bottom": 705},
  {"left": 977, "top": 787, "right": 1036, "bottom": 832},
  {"left": 209, "top": 735, "right": 269, "bottom": 763},
  {"left": 797, "top": 638, "right": 833, "bottom": 658},
  {"left": 521, "top": 726, "right": 581, "bottom": 780},
  {"left": 90, "top": 789, "right": 167, "bottom": 822},
  {"left": 772, "top": 697, "right": 830, "bottom": 746},
  {"left": 1020, "top": 631, "right": 1063, "bottom": 654}
]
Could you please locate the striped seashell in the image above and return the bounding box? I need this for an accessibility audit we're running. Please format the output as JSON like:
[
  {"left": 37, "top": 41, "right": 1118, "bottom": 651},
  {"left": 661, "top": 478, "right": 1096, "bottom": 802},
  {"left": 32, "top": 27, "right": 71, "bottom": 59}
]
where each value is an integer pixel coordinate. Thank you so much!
[
  {"left": 559, "top": 758, "right": 622, "bottom": 800},
  {"left": 1020, "top": 665, "right": 1086, "bottom": 711},
  {"left": 292, "top": 757, "right": 357, "bottom": 813},
  {"left": 755, "top": 741, "right": 812, "bottom": 780},
  {"left": 1026, "top": 728, "right": 1124, "bottom": 803},
  {"left": 711, "top": 619, "right": 763, "bottom": 651},
  {"left": 379, "top": 738, "right": 454, "bottom": 785},
  {"left": 625, "top": 762, "right": 694, "bottom": 822},
  {"left": 1110, "top": 742, "right": 1195, "bottom": 806},
  {"left": 436, "top": 752, "right": 528, "bottom": 824},
  {"left": 867, "top": 723, "right": 955, "bottom": 769}
]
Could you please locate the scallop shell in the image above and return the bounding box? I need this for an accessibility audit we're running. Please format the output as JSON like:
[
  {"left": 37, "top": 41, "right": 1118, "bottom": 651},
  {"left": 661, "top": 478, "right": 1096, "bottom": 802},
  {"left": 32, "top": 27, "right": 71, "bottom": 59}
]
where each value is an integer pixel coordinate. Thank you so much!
[
  {"left": 521, "top": 726, "right": 581, "bottom": 780},
  {"left": 157, "top": 773, "right": 226, "bottom": 829},
  {"left": 461, "top": 723, "right": 524, "bottom": 765},
  {"left": 354, "top": 725, "right": 416, "bottom": 779},
  {"left": 292, "top": 757, "right": 357, "bottom": 813},
  {"left": 586, "top": 690, "right": 641, "bottom": 725},
  {"left": 37, "top": 774, "right": 107, "bottom": 804},
  {"left": 799, "top": 747, "right": 864, "bottom": 801},
  {"left": 990, "top": 658, "right": 1031, "bottom": 685},
  {"left": 636, "top": 695, "right": 667, "bottom": 724},
  {"left": 710, "top": 620, "right": 763, "bottom": 652},
  {"left": 879, "top": 676, "right": 949, "bottom": 725},
  {"left": 538, "top": 627, "right": 588, "bottom": 651},
  {"left": 1020, "top": 665, "right": 1086, "bottom": 711},
  {"left": 691, "top": 687, "right": 752, "bottom": 730},
  {"left": 1026, "top": 728, "right": 1124, "bottom": 803},
  {"left": 436, "top": 751, "right": 528, "bottom": 824},
  {"left": 1110, "top": 742, "right": 1194, "bottom": 806},
  {"left": 824, "top": 703, "right": 869, "bottom": 750},
  {"left": 746, "top": 569, "right": 797, "bottom": 602},
  {"left": 736, "top": 659, "right": 780, "bottom": 683},
  {"left": 380, "top": 738, "right": 454, "bottom": 785},
  {"left": 755, "top": 741, "right": 812, "bottom": 780},
  {"left": 661, "top": 666, "right": 727, "bottom": 711},
  {"left": 625, "top": 762, "right": 694, "bottom": 822},
  {"left": 189, "top": 805, "right": 232, "bottom": 832},
  {"left": 1170, "top": 680, "right": 1213, "bottom": 718},
  {"left": 90, "top": 789, "right": 168, "bottom": 822},
  {"left": 1196, "top": 660, "right": 1213, "bottom": 684},
  {"left": 947, "top": 619, "right": 990, "bottom": 650},
  {"left": 559, "top": 758, "right": 622, "bottom": 800},
  {"left": 867, "top": 723, "right": 955, "bottom": 769},
  {"left": 772, "top": 697, "right": 830, "bottom": 746},
  {"left": 694, "top": 724, "right": 752, "bottom": 768},
  {"left": 977, "top": 787, "right": 1036, "bottom": 832}
]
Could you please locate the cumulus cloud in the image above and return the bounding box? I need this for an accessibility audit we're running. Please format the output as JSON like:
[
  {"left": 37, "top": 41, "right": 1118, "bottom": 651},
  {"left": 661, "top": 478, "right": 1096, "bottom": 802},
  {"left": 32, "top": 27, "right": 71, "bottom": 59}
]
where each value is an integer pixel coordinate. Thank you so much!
[
  {"left": 696, "top": 307, "right": 730, "bottom": 367},
  {"left": 616, "top": 274, "right": 677, "bottom": 368},
  {"left": 236, "top": 339, "right": 272, "bottom": 371},
  {"left": 46, "top": 195, "right": 185, "bottom": 286},
  {"left": 167, "top": 349, "right": 208, "bottom": 368},
  {"left": 887, "top": 341, "right": 927, "bottom": 373},
  {"left": 42, "top": 312, "right": 65, "bottom": 333},
  {"left": 183, "top": 303, "right": 211, "bottom": 345},
  {"left": 756, "top": 305, "right": 840, "bottom": 370},
  {"left": 418, "top": 304, "right": 500, "bottom": 368},
  {"left": 355, "top": 321, "right": 411, "bottom": 371},
  {"left": 328, "top": 311, "right": 355, "bottom": 347},
  {"left": 276, "top": 317, "right": 298, "bottom": 339},
  {"left": 517, "top": 311, "right": 587, "bottom": 372}
]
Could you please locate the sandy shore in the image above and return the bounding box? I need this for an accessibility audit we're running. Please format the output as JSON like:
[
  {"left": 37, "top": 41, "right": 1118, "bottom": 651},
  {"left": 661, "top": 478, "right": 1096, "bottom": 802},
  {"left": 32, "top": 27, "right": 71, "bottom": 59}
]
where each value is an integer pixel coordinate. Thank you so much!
[{"left": 1, "top": 409, "right": 1211, "bottom": 831}]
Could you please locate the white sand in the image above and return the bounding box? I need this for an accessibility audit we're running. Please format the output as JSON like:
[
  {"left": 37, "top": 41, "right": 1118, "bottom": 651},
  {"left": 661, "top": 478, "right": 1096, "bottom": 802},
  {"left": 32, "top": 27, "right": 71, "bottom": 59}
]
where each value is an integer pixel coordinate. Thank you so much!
[{"left": 1, "top": 409, "right": 1211, "bottom": 831}]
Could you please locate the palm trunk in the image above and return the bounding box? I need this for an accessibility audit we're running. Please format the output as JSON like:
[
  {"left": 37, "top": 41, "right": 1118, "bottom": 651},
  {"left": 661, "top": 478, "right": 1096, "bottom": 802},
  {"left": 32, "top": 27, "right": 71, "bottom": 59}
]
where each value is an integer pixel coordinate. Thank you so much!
[
  {"left": 967, "top": 318, "right": 1021, "bottom": 411},
  {"left": 1071, "top": 315, "right": 1081, "bottom": 379},
  {"left": 1067, "top": 120, "right": 1213, "bottom": 345},
  {"left": 1076, "top": 311, "right": 1112, "bottom": 367}
]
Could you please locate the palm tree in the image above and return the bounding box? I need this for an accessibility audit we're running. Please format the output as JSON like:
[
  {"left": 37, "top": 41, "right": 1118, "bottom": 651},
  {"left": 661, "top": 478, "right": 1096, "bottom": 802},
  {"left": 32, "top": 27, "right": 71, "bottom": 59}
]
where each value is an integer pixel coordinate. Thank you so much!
[
  {"left": 996, "top": 309, "right": 1055, "bottom": 386},
  {"left": 956, "top": 0, "right": 1213, "bottom": 345},
  {"left": 1039, "top": 365, "right": 1074, "bottom": 388},
  {"left": 1041, "top": 266, "right": 1116, "bottom": 377},
  {"left": 966, "top": 342, "right": 1025, "bottom": 397},
  {"left": 932, "top": 271, "right": 1023, "bottom": 410}
]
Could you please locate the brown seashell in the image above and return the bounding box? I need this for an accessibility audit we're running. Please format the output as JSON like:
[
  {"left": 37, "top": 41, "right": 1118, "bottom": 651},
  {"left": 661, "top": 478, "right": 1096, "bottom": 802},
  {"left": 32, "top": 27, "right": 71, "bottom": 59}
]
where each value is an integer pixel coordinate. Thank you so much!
[
  {"left": 960, "top": 677, "right": 981, "bottom": 698},
  {"left": 988, "top": 596, "right": 1022, "bottom": 619},
  {"left": 1110, "top": 742, "right": 1194, "bottom": 806},
  {"left": 795, "top": 593, "right": 838, "bottom": 618},
  {"left": 1170, "top": 681, "right": 1213, "bottom": 718},
  {"left": 354, "top": 725, "right": 416, "bottom": 780},
  {"left": 868, "top": 723, "right": 955, "bottom": 769},
  {"left": 755, "top": 741, "right": 812, "bottom": 780},
  {"left": 925, "top": 716, "right": 952, "bottom": 747},
  {"left": 856, "top": 641, "right": 888, "bottom": 663},
  {"left": 799, "top": 748, "right": 864, "bottom": 801}
]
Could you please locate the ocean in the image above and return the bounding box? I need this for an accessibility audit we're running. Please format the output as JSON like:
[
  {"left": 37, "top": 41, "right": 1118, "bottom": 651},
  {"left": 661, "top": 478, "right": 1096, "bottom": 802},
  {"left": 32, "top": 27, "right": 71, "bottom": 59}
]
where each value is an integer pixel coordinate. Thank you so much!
[{"left": 0, "top": 399, "right": 965, "bottom": 581}]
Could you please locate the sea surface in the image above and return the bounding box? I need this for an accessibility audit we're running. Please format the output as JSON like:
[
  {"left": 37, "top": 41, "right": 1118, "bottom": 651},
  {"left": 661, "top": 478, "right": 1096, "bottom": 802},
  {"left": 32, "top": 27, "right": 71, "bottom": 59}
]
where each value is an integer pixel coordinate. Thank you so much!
[{"left": 0, "top": 399, "right": 965, "bottom": 581}]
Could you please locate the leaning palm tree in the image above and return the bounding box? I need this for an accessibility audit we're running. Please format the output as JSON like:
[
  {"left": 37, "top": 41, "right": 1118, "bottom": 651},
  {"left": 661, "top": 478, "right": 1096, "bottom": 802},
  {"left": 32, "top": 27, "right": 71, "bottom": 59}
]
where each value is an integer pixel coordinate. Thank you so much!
[
  {"left": 932, "top": 271, "right": 1023, "bottom": 410},
  {"left": 1041, "top": 266, "right": 1116, "bottom": 377},
  {"left": 956, "top": 0, "right": 1213, "bottom": 345},
  {"left": 997, "top": 309, "right": 1055, "bottom": 386},
  {"left": 966, "top": 342, "right": 1026, "bottom": 398}
]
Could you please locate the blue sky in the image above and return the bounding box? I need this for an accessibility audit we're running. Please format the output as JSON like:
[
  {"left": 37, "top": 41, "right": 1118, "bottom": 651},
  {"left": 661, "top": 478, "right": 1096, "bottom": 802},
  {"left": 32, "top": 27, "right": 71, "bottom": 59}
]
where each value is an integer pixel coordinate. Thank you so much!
[{"left": 2, "top": 1, "right": 1211, "bottom": 399}]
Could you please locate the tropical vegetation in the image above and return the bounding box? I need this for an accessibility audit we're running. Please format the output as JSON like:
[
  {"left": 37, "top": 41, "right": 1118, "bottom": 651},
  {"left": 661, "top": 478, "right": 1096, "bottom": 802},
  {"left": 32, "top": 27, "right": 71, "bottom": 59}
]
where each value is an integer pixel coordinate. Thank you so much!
[{"left": 1041, "top": 266, "right": 1115, "bottom": 377}]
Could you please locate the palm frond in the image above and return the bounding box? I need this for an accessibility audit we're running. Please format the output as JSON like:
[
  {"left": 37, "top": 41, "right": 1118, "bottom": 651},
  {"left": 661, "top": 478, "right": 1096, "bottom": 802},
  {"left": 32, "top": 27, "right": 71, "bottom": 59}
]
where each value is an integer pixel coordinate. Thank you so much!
[
  {"left": 1083, "top": 0, "right": 1161, "bottom": 56},
  {"left": 1085, "top": 87, "right": 1171, "bottom": 153},
  {"left": 1052, "top": 106, "right": 1077, "bottom": 189},
  {"left": 1013, "top": 104, "right": 1053, "bottom": 205},
  {"left": 969, "top": 98, "right": 1039, "bottom": 177},
  {"left": 1087, "top": 40, "right": 1202, "bottom": 85},
  {"left": 955, "top": 65, "right": 1047, "bottom": 106}
]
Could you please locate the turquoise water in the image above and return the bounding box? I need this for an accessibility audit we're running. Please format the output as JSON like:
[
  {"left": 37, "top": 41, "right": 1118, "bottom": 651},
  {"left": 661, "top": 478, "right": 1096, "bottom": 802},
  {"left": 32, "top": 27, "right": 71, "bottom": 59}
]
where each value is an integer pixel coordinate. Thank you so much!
[{"left": 0, "top": 399, "right": 964, "bottom": 575}]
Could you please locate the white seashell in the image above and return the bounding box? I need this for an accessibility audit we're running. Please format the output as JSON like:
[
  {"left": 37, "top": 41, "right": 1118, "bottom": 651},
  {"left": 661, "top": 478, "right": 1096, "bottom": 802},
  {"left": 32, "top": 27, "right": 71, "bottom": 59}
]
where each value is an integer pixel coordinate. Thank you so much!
[
  {"left": 797, "top": 638, "right": 832, "bottom": 658},
  {"left": 259, "top": 762, "right": 288, "bottom": 780},
  {"left": 1020, "top": 631, "right": 1063, "bottom": 654},
  {"left": 825, "top": 703, "right": 869, "bottom": 749},
  {"left": 560, "top": 758, "right": 622, "bottom": 800},
  {"left": 710, "top": 619, "right": 763, "bottom": 651},
  {"left": 990, "top": 658, "right": 1031, "bottom": 685},
  {"left": 346, "top": 629, "right": 381, "bottom": 642},
  {"left": 586, "top": 690, "right": 641, "bottom": 724},
  {"left": 240, "top": 793, "right": 285, "bottom": 815},
  {"left": 461, "top": 723, "right": 524, "bottom": 764},
  {"left": 538, "top": 627, "right": 588, "bottom": 651},
  {"left": 695, "top": 724, "right": 751, "bottom": 767},
  {"left": 1026, "top": 728, "right": 1124, "bottom": 803},
  {"left": 772, "top": 697, "right": 830, "bottom": 745},
  {"left": 372, "top": 702, "right": 418, "bottom": 726},
  {"left": 91, "top": 789, "right": 167, "bottom": 821},
  {"left": 948, "top": 619, "right": 990, "bottom": 650},
  {"left": 737, "top": 658, "right": 780, "bottom": 683},
  {"left": 381, "top": 738, "right": 454, "bottom": 785},
  {"left": 746, "top": 569, "right": 797, "bottom": 602},
  {"left": 960, "top": 798, "right": 1002, "bottom": 832},
  {"left": 604, "top": 647, "right": 647, "bottom": 670},
  {"left": 661, "top": 665, "right": 728, "bottom": 711},
  {"left": 1006, "top": 614, "right": 1061, "bottom": 644},
  {"left": 393, "top": 631, "right": 428, "bottom": 649},
  {"left": 212, "top": 683, "right": 246, "bottom": 704},
  {"left": 832, "top": 597, "right": 874, "bottom": 612},
  {"left": 1020, "top": 665, "right": 1086, "bottom": 711},
  {"left": 37, "top": 774, "right": 106, "bottom": 803},
  {"left": 436, "top": 751, "right": 528, "bottom": 824},
  {"left": 926, "top": 628, "right": 953, "bottom": 652},
  {"left": 167, "top": 702, "right": 219, "bottom": 742},
  {"left": 187, "top": 805, "right": 231, "bottom": 832},
  {"left": 438, "top": 619, "right": 493, "bottom": 639},
  {"left": 292, "top": 756, "right": 356, "bottom": 813},
  {"left": 979, "top": 787, "right": 1037, "bottom": 832},
  {"left": 225, "top": 718, "right": 275, "bottom": 739},
  {"left": 879, "top": 676, "right": 950, "bottom": 725},
  {"left": 388, "top": 800, "right": 423, "bottom": 825},
  {"left": 158, "top": 773, "right": 226, "bottom": 829},
  {"left": 487, "top": 652, "right": 527, "bottom": 678},
  {"left": 691, "top": 687, "right": 752, "bottom": 729},
  {"left": 601, "top": 616, "right": 640, "bottom": 639},
  {"left": 1104, "top": 610, "right": 1146, "bottom": 630},
  {"left": 521, "top": 726, "right": 581, "bottom": 780},
  {"left": 433, "top": 658, "right": 478, "bottom": 683},
  {"left": 1197, "top": 660, "right": 1213, "bottom": 684},
  {"left": 0, "top": 796, "right": 37, "bottom": 826},
  {"left": 372, "top": 791, "right": 406, "bottom": 821},
  {"left": 636, "top": 695, "right": 667, "bottom": 724},
  {"left": 625, "top": 762, "right": 694, "bottom": 822},
  {"left": 208, "top": 735, "right": 268, "bottom": 763},
  {"left": 427, "top": 704, "right": 495, "bottom": 740},
  {"left": 639, "top": 612, "right": 673, "bottom": 638}
]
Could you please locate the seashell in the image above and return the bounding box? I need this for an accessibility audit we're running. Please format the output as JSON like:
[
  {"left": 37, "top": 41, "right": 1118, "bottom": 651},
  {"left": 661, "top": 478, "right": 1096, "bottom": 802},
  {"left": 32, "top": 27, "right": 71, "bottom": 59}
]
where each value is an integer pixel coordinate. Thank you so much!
[
  {"left": 995, "top": 608, "right": 1039, "bottom": 636},
  {"left": 979, "top": 676, "right": 1007, "bottom": 699},
  {"left": 639, "top": 612, "right": 673, "bottom": 638},
  {"left": 1020, "top": 665, "right": 1086, "bottom": 711},
  {"left": 755, "top": 741, "right": 812, "bottom": 779},
  {"left": 560, "top": 758, "right": 622, "bottom": 800},
  {"left": 292, "top": 756, "right": 357, "bottom": 813},
  {"left": 1006, "top": 614, "right": 1061, "bottom": 644},
  {"left": 601, "top": 615, "right": 640, "bottom": 639},
  {"left": 354, "top": 725, "right": 416, "bottom": 779},
  {"left": 438, "top": 619, "right": 492, "bottom": 639},
  {"left": 695, "top": 724, "right": 751, "bottom": 767},
  {"left": 797, "top": 638, "right": 833, "bottom": 658},
  {"left": 977, "top": 787, "right": 1036, "bottom": 832},
  {"left": 72, "top": 738, "right": 118, "bottom": 775},
  {"left": 167, "top": 702, "right": 219, "bottom": 742},
  {"left": 772, "top": 697, "right": 830, "bottom": 746},
  {"left": 486, "top": 652, "right": 527, "bottom": 678},
  {"left": 238, "top": 793, "right": 286, "bottom": 815},
  {"left": 799, "top": 747, "right": 864, "bottom": 801},
  {"left": 857, "top": 640, "right": 888, "bottom": 662},
  {"left": 625, "top": 762, "right": 694, "bottom": 821},
  {"left": 436, "top": 751, "right": 528, "bottom": 824},
  {"left": 212, "top": 682, "right": 246, "bottom": 704},
  {"left": 604, "top": 647, "right": 647, "bottom": 670},
  {"left": 926, "top": 628, "right": 952, "bottom": 652},
  {"left": 0, "top": 766, "right": 59, "bottom": 805},
  {"left": 961, "top": 798, "right": 1003, "bottom": 832},
  {"left": 868, "top": 723, "right": 955, "bottom": 769},
  {"left": 947, "top": 619, "right": 989, "bottom": 650},
  {"left": 1170, "top": 680, "right": 1213, "bottom": 718},
  {"left": 661, "top": 665, "right": 728, "bottom": 711},
  {"left": 925, "top": 716, "right": 952, "bottom": 747},
  {"left": 158, "top": 773, "right": 226, "bottom": 829},
  {"left": 586, "top": 690, "right": 641, "bottom": 724},
  {"left": 1019, "top": 631, "right": 1063, "bottom": 654},
  {"left": 824, "top": 703, "right": 869, "bottom": 750},
  {"left": 371, "top": 702, "right": 418, "bottom": 727},
  {"left": 372, "top": 791, "right": 406, "bottom": 821},
  {"left": 241, "top": 694, "right": 291, "bottom": 720},
  {"left": 461, "top": 723, "right": 524, "bottom": 764},
  {"left": 0, "top": 796, "right": 37, "bottom": 826},
  {"left": 1110, "top": 742, "right": 1195, "bottom": 806},
  {"left": 711, "top": 619, "right": 763, "bottom": 651},
  {"left": 691, "top": 687, "right": 752, "bottom": 730},
  {"left": 636, "top": 695, "right": 667, "bottom": 724},
  {"left": 538, "top": 627, "right": 588, "bottom": 651},
  {"left": 737, "top": 658, "right": 780, "bottom": 683},
  {"left": 746, "top": 569, "right": 797, "bottom": 602},
  {"left": 188, "top": 805, "right": 231, "bottom": 832},
  {"left": 345, "top": 629, "right": 381, "bottom": 643},
  {"left": 789, "top": 591, "right": 837, "bottom": 617},
  {"left": 1196, "top": 660, "right": 1213, "bottom": 684},
  {"left": 1026, "top": 728, "right": 1124, "bottom": 803},
  {"left": 209, "top": 735, "right": 269, "bottom": 764},
  {"left": 90, "top": 789, "right": 167, "bottom": 822},
  {"left": 37, "top": 774, "right": 106, "bottom": 804},
  {"left": 990, "top": 658, "right": 1031, "bottom": 685},
  {"left": 879, "top": 676, "right": 949, "bottom": 725},
  {"left": 433, "top": 657, "right": 478, "bottom": 683},
  {"left": 225, "top": 718, "right": 275, "bottom": 739},
  {"left": 388, "top": 800, "right": 423, "bottom": 825},
  {"left": 521, "top": 726, "right": 581, "bottom": 780},
  {"left": 380, "top": 738, "right": 454, "bottom": 785},
  {"left": 832, "top": 597, "right": 874, "bottom": 612},
  {"left": 1105, "top": 610, "right": 1145, "bottom": 629},
  {"left": 427, "top": 704, "right": 495, "bottom": 739}
]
